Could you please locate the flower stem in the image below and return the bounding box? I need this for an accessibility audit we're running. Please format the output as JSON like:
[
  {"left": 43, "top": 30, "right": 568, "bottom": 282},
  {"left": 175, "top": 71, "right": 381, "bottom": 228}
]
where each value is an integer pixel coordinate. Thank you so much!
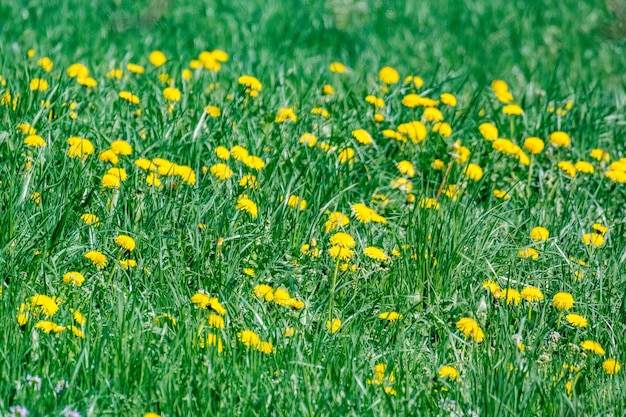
[{"left": 328, "top": 255, "right": 341, "bottom": 322}]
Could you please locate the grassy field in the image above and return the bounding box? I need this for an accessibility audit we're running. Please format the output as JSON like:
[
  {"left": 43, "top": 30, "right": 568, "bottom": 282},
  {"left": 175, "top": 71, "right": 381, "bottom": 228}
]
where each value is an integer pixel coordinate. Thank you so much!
[{"left": 1, "top": 1, "right": 626, "bottom": 416}]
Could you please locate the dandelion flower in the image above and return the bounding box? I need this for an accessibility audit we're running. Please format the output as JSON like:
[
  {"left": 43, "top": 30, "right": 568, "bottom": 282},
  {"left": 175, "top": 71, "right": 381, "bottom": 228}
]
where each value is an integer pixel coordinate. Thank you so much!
[
  {"left": 35, "top": 320, "right": 66, "bottom": 333},
  {"left": 24, "top": 135, "right": 46, "bottom": 148},
  {"left": 352, "top": 129, "right": 373, "bottom": 145},
  {"left": 30, "top": 294, "right": 59, "bottom": 317},
  {"left": 236, "top": 195, "right": 258, "bottom": 218},
  {"left": 63, "top": 271, "right": 85, "bottom": 286},
  {"left": 210, "top": 163, "right": 233, "bottom": 180},
  {"left": 530, "top": 226, "right": 549, "bottom": 241},
  {"left": 482, "top": 280, "right": 501, "bottom": 294},
  {"left": 326, "top": 318, "right": 341, "bottom": 333},
  {"left": 120, "top": 259, "right": 137, "bottom": 269},
  {"left": 493, "top": 189, "right": 510, "bottom": 200},
  {"left": 418, "top": 198, "right": 440, "bottom": 210},
  {"left": 99, "top": 150, "right": 119, "bottom": 165},
  {"left": 115, "top": 235, "right": 136, "bottom": 251},
  {"left": 550, "top": 131, "right": 571, "bottom": 147},
  {"left": 363, "top": 246, "right": 387, "bottom": 261},
  {"left": 208, "top": 313, "right": 225, "bottom": 329},
  {"left": 127, "top": 63, "right": 145, "bottom": 74},
  {"left": 163, "top": 87, "right": 181, "bottom": 102},
  {"left": 325, "top": 212, "right": 350, "bottom": 233},
  {"left": 520, "top": 286, "right": 544, "bottom": 302},
  {"left": 582, "top": 233, "right": 604, "bottom": 247},
  {"left": 242, "top": 155, "right": 265, "bottom": 170},
  {"left": 464, "top": 163, "right": 483, "bottom": 181},
  {"left": 502, "top": 104, "right": 523, "bottom": 115},
  {"left": 397, "top": 121, "right": 427, "bottom": 143},
  {"left": 592, "top": 223, "right": 608, "bottom": 235},
  {"left": 379, "top": 66, "right": 400, "bottom": 84},
  {"left": 523, "top": 137, "right": 544, "bottom": 154},
  {"left": 30, "top": 78, "right": 49, "bottom": 91},
  {"left": 565, "top": 313, "right": 588, "bottom": 328},
  {"left": 440, "top": 93, "right": 457, "bottom": 106},
  {"left": 146, "top": 173, "right": 162, "bottom": 187},
  {"left": 230, "top": 145, "right": 249, "bottom": 161},
  {"left": 101, "top": 174, "right": 121, "bottom": 189},
  {"left": 580, "top": 340, "right": 605, "bottom": 355},
  {"left": 603, "top": 358, "right": 621, "bottom": 375},
  {"left": 558, "top": 161, "right": 576, "bottom": 178},
  {"left": 238, "top": 330, "right": 261, "bottom": 348},
  {"left": 67, "top": 137, "right": 94, "bottom": 158},
  {"left": 253, "top": 284, "right": 274, "bottom": 302},
  {"left": 438, "top": 365, "right": 459, "bottom": 381},
  {"left": 519, "top": 248, "right": 539, "bottom": 259},
  {"left": 67, "top": 63, "right": 89, "bottom": 78},
  {"left": 500, "top": 288, "right": 521, "bottom": 306},
  {"left": 118, "top": 91, "right": 140, "bottom": 104},
  {"left": 81, "top": 213, "right": 100, "bottom": 226},
  {"left": 552, "top": 292, "right": 574, "bottom": 311},
  {"left": 396, "top": 160, "right": 415, "bottom": 178},
  {"left": 351, "top": 203, "right": 386, "bottom": 223},
  {"left": 328, "top": 245, "right": 354, "bottom": 260},
  {"left": 590, "top": 149, "right": 610, "bottom": 162},
  {"left": 456, "top": 317, "right": 485, "bottom": 342},
  {"left": 110, "top": 140, "right": 132, "bottom": 155},
  {"left": 479, "top": 123, "right": 498, "bottom": 141},
  {"left": 329, "top": 62, "right": 346, "bottom": 73},
  {"left": 338, "top": 148, "right": 355, "bottom": 163},
  {"left": 378, "top": 311, "right": 402, "bottom": 321},
  {"left": 149, "top": 50, "right": 167, "bottom": 67},
  {"left": 574, "top": 161, "right": 594, "bottom": 174},
  {"left": 84, "top": 250, "right": 107, "bottom": 268},
  {"left": 329, "top": 232, "right": 356, "bottom": 248},
  {"left": 215, "top": 146, "right": 230, "bottom": 160}
]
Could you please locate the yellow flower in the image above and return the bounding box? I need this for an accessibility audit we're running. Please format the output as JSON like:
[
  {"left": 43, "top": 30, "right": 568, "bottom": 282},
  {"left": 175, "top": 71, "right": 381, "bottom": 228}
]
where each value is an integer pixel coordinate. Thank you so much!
[
  {"left": 163, "top": 87, "right": 181, "bottom": 102},
  {"left": 120, "top": 259, "right": 137, "bottom": 269},
  {"left": 530, "top": 226, "right": 549, "bottom": 241},
  {"left": 17, "top": 123, "right": 37, "bottom": 135},
  {"left": 397, "top": 121, "right": 427, "bottom": 143},
  {"left": 464, "top": 163, "right": 483, "bottom": 181},
  {"left": 208, "top": 313, "right": 225, "bottom": 329},
  {"left": 329, "top": 232, "right": 356, "bottom": 248},
  {"left": 110, "top": 140, "right": 132, "bottom": 155},
  {"left": 455, "top": 317, "right": 484, "bottom": 342},
  {"left": 31, "top": 294, "right": 59, "bottom": 317},
  {"left": 365, "top": 95, "right": 385, "bottom": 108},
  {"left": 68, "top": 325, "right": 85, "bottom": 338},
  {"left": 258, "top": 341, "right": 274, "bottom": 354},
  {"left": 67, "top": 137, "right": 94, "bottom": 158},
  {"left": 582, "top": 233, "right": 604, "bottom": 247},
  {"left": 101, "top": 174, "right": 121, "bottom": 189},
  {"left": 81, "top": 213, "right": 100, "bottom": 226},
  {"left": 149, "top": 50, "right": 167, "bottom": 66},
  {"left": 107, "top": 68, "right": 123, "bottom": 79},
  {"left": 328, "top": 245, "right": 354, "bottom": 260},
  {"left": 396, "top": 160, "right": 415, "bottom": 178},
  {"left": 253, "top": 284, "right": 274, "bottom": 302},
  {"left": 433, "top": 122, "right": 452, "bottom": 137},
  {"left": 126, "top": 63, "right": 145, "bottom": 74},
  {"left": 67, "top": 63, "right": 89, "bottom": 78},
  {"left": 119, "top": 91, "right": 140, "bottom": 104},
  {"left": 210, "top": 163, "right": 233, "bottom": 180},
  {"left": 518, "top": 248, "right": 539, "bottom": 259},
  {"left": 29, "top": 78, "right": 49, "bottom": 91},
  {"left": 418, "top": 198, "right": 440, "bottom": 210},
  {"left": 299, "top": 132, "right": 317, "bottom": 147},
  {"left": 592, "top": 223, "right": 608, "bottom": 235},
  {"left": 363, "top": 246, "right": 387, "bottom": 261},
  {"left": 77, "top": 77, "right": 98, "bottom": 88},
  {"left": 24, "top": 134, "right": 46, "bottom": 148},
  {"left": 493, "top": 189, "right": 510, "bottom": 200},
  {"left": 230, "top": 145, "right": 249, "bottom": 161},
  {"left": 351, "top": 203, "right": 386, "bottom": 224},
  {"left": 438, "top": 365, "right": 459, "bottom": 381},
  {"left": 115, "top": 235, "right": 136, "bottom": 251},
  {"left": 405, "top": 75, "right": 424, "bottom": 88},
  {"left": 275, "top": 107, "right": 297, "bottom": 123},
  {"left": 236, "top": 195, "right": 258, "bottom": 218},
  {"left": 580, "top": 340, "right": 605, "bottom": 355},
  {"left": 431, "top": 159, "right": 445, "bottom": 170},
  {"left": 242, "top": 155, "right": 265, "bottom": 170},
  {"left": 63, "top": 271, "right": 85, "bottom": 286},
  {"left": 440, "top": 93, "right": 457, "bottom": 106},
  {"left": 379, "top": 66, "right": 400, "bottom": 84},
  {"left": 502, "top": 104, "right": 523, "bottom": 115},
  {"left": 565, "top": 313, "right": 588, "bottom": 328},
  {"left": 323, "top": 84, "right": 335, "bottom": 95},
  {"left": 552, "top": 292, "right": 574, "bottom": 311},
  {"left": 423, "top": 107, "right": 444, "bottom": 122},
  {"left": 99, "top": 150, "right": 119, "bottom": 165},
  {"left": 37, "top": 56, "right": 54, "bottom": 72},
  {"left": 35, "top": 320, "right": 66, "bottom": 333},
  {"left": 523, "top": 137, "right": 544, "bottom": 154},
  {"left": 84, "top": 250, "right": 107, "bottom": 268},
  {"left": 337, "top": 148, "right": 355, "bottom": 163},
  {"left": 329, "top": 62, "right": 346, "bottom": 73},
  {"left": 603, "top": 358, "right": 621, "bottom": 375},
  {"left": 574, "top": 161, "right": 594, "bottom": 174},
  {"left": 482, "top": 280, "right": 501, "bottom": 294},
  {"left": 478, "top": 123, "right": 498, "bottom": 141},
  {"left": 500, "top": 288, "right": 521, "bottom": 306},
  {"left": 146, "top": 173, "right": 162, "bottom": 187},
  {"left": 238, "top": 75, "right": 263, "bottom": 94},
  {"left": 590, "top": 148, "right": 610, "bottom": 162},
  {"left": 378, "top": 311, "right": 402, "bottom": 321},
  {"left": 550, "top": 131, "right": 571, "bottom": 147},
  {"left": 30, "top": 192, "right": 41, "bottom": 204},
  {"left": 491, "top": 80, "right": 513, "bottom": 103},
  {"left": 286, "top": 195, "right": 307, "bottom": 210},
  {"left": 238, "top": 174, "right": 258, "bottom": 189},
  {"left": 558, "top": 161, "right": 576, "bottom": 178},
  {"left": 520, "top": 286, "right": 544, "bottom": 302},
  {"left": 325, "top": 212, "right": 350, "bottom": 233},
  {"left": 401, "top": 94, "right": 439, "bottom": 108},
  {"left": 326, "top": 318, "right": 341, "bottom": 333},
  {"left": 238, "top": 329, "right": 261, "bottom": 348},
  {"left": 352, "top": 129, "right": 373, "bottom": 145}
]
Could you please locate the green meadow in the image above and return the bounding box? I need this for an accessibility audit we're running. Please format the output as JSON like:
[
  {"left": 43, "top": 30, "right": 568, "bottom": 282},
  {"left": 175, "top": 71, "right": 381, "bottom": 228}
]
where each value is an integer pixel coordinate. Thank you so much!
[{"left": 1, "top": 1, "right": 625, "bottom": 416}]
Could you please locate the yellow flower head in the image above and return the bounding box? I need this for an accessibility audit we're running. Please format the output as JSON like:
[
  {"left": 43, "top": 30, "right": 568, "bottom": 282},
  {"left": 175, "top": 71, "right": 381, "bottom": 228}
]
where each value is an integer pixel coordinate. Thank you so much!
[
  {"left": 479, "top": 123, "right": 498, "bottom": 141},
  {"left": 378, "top": 311, "right": 402, "bottom": 321},
  {"left": 63, "top": 271, "right": 85, "bottom": 286},
  {"left": 550, "top": 131, "right": 571, "bottom": 147},
  {"left": 552, "top": 292, "right": 574, "bottom": 311},
  {"left": 580, "top": 340, "right": 605, "bottom": 355},
  {"left": 84, "top": 250, "right": 107, "bottom": 268},
  {"left": 363, "top": 246, "right": 387, "bottom": 261},
  {"left": 163, "top": 87, "right": 181, "bottom": 102},
  {"left": 149, "top": 50, "right": 167, "bottom": 67},
  {"left": 603, "top": 358, "right": 621, "bottom": 375},
  {"left": 523, "top": 137, "right": 544, "bottom": 154},
  {"left": 326, "top": 318, "right": 341, "bottom": 333},
  {"left": 379, "top": 66, "right": 400, "bottom": 84},
  {"left": 565, "top": 313, "right": 588, "bottom": 328},
  {"left": 530, "top": 226, "right": 549, "bottom": 241},
  {"left": 438, "top": 365, "right": 459, "bottom": 381},
  {"left": 115, "top": 235, "right": 136, "bottom": 251},
  {"left": 352, "top": 129, "right": 373, "bottom": 145},
  {"left": 456, "top": 317, "right": 484, "bottom": 342},
  {"left": 520, "top": 286, "right": 543, "bottom": 303}
]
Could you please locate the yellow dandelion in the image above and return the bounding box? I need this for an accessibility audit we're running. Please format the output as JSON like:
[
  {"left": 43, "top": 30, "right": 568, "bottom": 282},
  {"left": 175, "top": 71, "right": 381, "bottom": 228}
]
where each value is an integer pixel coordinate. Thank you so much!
[
  {"left": 236, "top": 195, "right": 258, "bottom": 218},
  {"left": 520, "top": 286, "right": 544, "bottom": 302},
  {"left": 438, "top": 365, "right": 459, "bottom": 381},
  {"left": 210, "top": 163, "right": 233, "bottom": 180},
  {"left": 84, "top": 250, "right": 107, "bottom": 268},
  {"left": 378, "top": 311, "right": 402, "bottom": 321},
  {"left": 115, "top": 235, "right": 136, "bottom": 251},
  {"left": 63, "top": 271, "right": 85, "bottom": 286},
  {"left": 530, "top": 226, "right": 549, "bottom": 241},
  {"left": 363, "top": 246, "right": 387, "bottom": 261},
  {"left": 326, "top": 318, "right": 341, "bottom": 333},
  {"left": 582, "top": 233, "right": 604, "bottom": 247},
  {"left": 552, "top": 292, "right": 574, "bottom": 311},
  {"left": 580, "top": 340, "right": 605, "bottom": 355},
  {"left": 550, "top": 131, "right": 571, "bottom": 147},
  {"left": 24, "top": 134, "right": 46, "bottom": 148},
  {"left": 603, "top": 358, "right": 621, "bottom": 375}
]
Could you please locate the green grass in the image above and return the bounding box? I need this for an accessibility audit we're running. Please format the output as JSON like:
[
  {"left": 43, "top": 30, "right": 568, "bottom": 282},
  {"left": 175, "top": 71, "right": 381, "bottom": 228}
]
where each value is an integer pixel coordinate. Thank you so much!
[{"left": 1, "top": 1, "right": 626, "bottom": 416}]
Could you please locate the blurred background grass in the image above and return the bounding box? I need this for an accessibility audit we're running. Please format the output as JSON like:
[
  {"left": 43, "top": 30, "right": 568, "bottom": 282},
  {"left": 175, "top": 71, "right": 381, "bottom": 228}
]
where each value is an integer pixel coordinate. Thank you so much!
[{"left": 1, "top": 0, "right": 625, "bottom": 93}]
